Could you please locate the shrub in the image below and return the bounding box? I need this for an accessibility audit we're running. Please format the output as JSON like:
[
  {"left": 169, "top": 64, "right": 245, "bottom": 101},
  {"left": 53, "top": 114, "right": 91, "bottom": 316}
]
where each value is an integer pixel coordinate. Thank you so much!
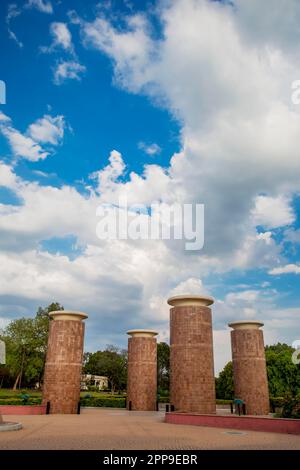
[
  {"left": 269, "top": 396, "right": 284, "bottom": 412},
  {"left": 0, "top": 398, "right": 42, "bottom": 406},
  {"left": 80, "top": 397, "right": 126, "bottom": 408},
  {"left": 87, "top": 385, "right": 99, "bottom": 392},
  {"left": 216, "top": 399, "right": 233, "bottom": 405},
  {"left": 158, "top": 396, "right": 169, "bottom": 403},
  {"left": 157, "top": 389, "right": 169, "bottom": 397},
  {"left": 281, "top": 394, "right": 300, "bottom": 419},
  {"left": 20, "top": 393, "right": 30, "bottom": 405}
]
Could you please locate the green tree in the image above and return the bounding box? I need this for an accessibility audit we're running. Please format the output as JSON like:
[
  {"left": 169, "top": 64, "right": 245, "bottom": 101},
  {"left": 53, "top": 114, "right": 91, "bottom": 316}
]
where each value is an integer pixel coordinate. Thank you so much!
[
  {"left": 0, "top": 302, "right": 63, "bottom": 389},
  {"left": 215, "top": 361, "right": 234, "bottom": 399},
  {"left": 265, "top": 343, "right": 300, "bottom": 396},
  {"left": 84, "top": 345, "right": 127, "bottom": 394},
  {"left": 157, "top": 342, "right": 170, "bottom": 392},
  {"left": 216, "top": 343, "right": 300, "bottom": 399}
]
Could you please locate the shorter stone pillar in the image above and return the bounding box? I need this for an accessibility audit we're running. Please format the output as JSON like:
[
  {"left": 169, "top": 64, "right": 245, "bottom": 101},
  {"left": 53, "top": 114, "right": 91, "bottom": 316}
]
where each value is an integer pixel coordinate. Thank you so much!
[
  {"left": 168, "top": 295, "right": 216, "bottom": 414},
  {"left": 127, "top": 329, "right": 158, "bottom": 411},
  {"left": 229, "top": 321, "right": 269, "bottom": 415},
  {"left": 42, "top": 310, "right": 88, "bottom": 414}
]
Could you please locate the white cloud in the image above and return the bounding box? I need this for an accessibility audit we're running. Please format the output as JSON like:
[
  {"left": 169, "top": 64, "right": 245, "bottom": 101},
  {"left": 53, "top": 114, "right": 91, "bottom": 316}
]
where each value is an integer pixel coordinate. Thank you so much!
[
  {"left": 1, "top": 126, "right": 49, "bottom": 162},
  {"left": 269, "top": 264, "right": 300, "bottom": 275},
  {"left": 0, "top": 111, "right": 11, "bottom": 123},
  {"left": 0, "top": 153, "right": 296, "bottom": 372},
  {"left": 41, "top": 22, "right": 74, "bottom": 54},
  {"left": 252, "top": 195, "right": 295, "bottom": 229},
  {"left": 81, "top": 13, "right": 153, "bottom": 91},
  {"left": 50, "top": 22, "right": 72, "bottom": 50},
  {"left": 6, "top": 1, "right": 53, "bottom": 47},
  {"left": 2, "top": 0, "right": 300, "bottom": 370},
  {"left": 284, "top": 228, "right": 300, "bottom": 244},
  {"left": 78, "top": 0, "right": 300, "bottom": 266},
  {"left": 0, "top": 113, "right": 66, "bottom": 161},
  {"left": 26, "top": 0, "right": 53, "bottom": 14},
  {"left": 90, "top": 150, "right": 126, "bottom": 193},
  {"left": 138, "top": 142, "right": 161, "bottom": 156},
  {"left": 53, "top": 60, "right": 86, "bottom": 85},
  {"left": 28, "top": 114, "right": 65, "bottom": 145},
  {"left": 6, "top": 4, "right": 23, "bottom": 48},
  {"left": 0, "top": 162, "right": 18, "bottom": 189},
  {"left": 213, "top": 329, "right": 231, "bottom": 376}
]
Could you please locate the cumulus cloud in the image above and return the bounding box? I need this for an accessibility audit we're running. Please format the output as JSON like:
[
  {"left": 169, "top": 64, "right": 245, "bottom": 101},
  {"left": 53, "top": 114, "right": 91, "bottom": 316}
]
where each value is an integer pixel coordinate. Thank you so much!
[
  {"left": 27, "top": 114, "right": 66, "bottom": 145},
  {"left": 53, "top": 60, "right": 86, "bottom": 85},
  {"left": 77, "top": 0, "right": 300, "bottom": 264},
  {"left": 80, "top": 13, "right": 154, "bottom": 91},
  {"left": 252, "top": 195, "right": 295, "bottom": 229},
  {"left": 1, "top": 127, "right": 49, "bottom": 162},
  {"left": 2, "top": 0, "right": 300, "bottom": 371},
  {"left": 90, "top": 150, "right": 126, "bottom": 194},
  {"left": 0, "top": 113, "right": 66, "bottom": 161},
  {"left": 25, "top": 0, "right": 53, "bottom": 14},
  {"left": 138, "top": 142, "right": 161, "bottom": 156},
  {"left": 40, "top": 21, "right": 85, "bottom": 84},
  {"left": 0, "top": 111, "right": 11, "bottom": 123},
  {"left": 0, "top": 162, "right": 18, "bottom": 189},
  {"left": 41, "top": 22, "right": 74, "bottom": 54},
  {"left": 269, "top": 264, "right": 300, "bottom": 275},
  {"left": 284, "top": 228, "right": 300, "bottom": 244},
  {"left": 0, "top": 148, "right": 295, "bottom": 372}
]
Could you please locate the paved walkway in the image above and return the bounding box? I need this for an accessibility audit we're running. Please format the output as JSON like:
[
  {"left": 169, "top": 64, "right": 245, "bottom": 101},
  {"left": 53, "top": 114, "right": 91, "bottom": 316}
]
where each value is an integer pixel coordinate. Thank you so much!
[{"left": 0, "top": 408, "right": 299, "bottom": 450}]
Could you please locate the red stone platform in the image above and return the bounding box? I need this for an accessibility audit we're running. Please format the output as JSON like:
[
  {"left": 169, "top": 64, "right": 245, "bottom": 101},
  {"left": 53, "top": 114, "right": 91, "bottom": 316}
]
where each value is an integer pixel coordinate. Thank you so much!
[
  {"left": 0, "top": 405, "right": 46, "bottom": 415},
  {"left": 165, "top": 412, "right": 300, "bottom": 435}
]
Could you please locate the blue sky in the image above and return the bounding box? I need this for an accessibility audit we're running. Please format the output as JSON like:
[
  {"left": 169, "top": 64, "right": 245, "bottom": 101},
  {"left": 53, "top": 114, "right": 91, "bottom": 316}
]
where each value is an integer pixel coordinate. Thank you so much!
[{"left": 0, "top": 0, "right": 300, "bottom": 373}]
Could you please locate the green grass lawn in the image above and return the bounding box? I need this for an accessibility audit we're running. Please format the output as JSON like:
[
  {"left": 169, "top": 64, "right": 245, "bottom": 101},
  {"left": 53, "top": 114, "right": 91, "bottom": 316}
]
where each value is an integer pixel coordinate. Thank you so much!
[
  {"left": 0, "top": 388, "right": 42, "bottom": 398},
  {"left": 0, "top": 389, "right": 127, "bottom": 406},
  {"left": 0, "top": 389, "right": 126, "bottom": 399},
  {"left": 0, "top": 389, "right": 233, "bottom": 403}
]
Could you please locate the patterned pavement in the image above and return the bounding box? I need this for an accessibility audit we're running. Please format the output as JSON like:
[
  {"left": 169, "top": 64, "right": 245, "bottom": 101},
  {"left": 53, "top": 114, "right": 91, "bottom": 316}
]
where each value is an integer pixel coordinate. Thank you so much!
[{"left": 0, "top": 408, "right": 299, "bottom": 450}]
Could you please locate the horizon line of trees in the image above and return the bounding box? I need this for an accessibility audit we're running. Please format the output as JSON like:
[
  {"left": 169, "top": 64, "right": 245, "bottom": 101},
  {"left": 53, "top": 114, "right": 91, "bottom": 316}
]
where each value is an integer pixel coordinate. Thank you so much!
[{"left": 0, "top": 303, "right": 299, "bottom": 398}]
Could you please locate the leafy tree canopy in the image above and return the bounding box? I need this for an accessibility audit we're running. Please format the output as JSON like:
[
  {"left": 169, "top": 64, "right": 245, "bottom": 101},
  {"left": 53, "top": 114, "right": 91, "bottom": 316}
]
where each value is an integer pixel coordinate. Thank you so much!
[
  {"left": 216, "top": 343, "right": 300, "bottom": 399},
  {"left": 0, "top": 302, "right": 63, "bottom": 389},
  {"left": 157, "top": 342, "right": 170, "bottom": 393},
  {"left": 84, "top": 345, "right": 127, "bottom": 393}
]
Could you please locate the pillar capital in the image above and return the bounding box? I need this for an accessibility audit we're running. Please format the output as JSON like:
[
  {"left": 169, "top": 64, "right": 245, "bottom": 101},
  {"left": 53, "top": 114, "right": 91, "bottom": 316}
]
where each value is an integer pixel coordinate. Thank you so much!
[
  {"left": 49, "top": 310, "right": 88, "bottom": 322},
  {"left": 228, "top": 320, "right": 264, "bottom": 330},
  {"left": 167, "top": 294, "right": 214, "bottom": 308},
  {"left": 127, "top": 329, "right": 158, "bottom": 338}
]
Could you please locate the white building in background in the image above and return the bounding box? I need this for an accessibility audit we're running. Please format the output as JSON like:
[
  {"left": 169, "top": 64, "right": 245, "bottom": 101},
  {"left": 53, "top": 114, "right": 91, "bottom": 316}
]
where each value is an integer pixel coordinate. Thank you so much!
[{"left": 81, "top": 374, "right": 108, "bottom": 391}]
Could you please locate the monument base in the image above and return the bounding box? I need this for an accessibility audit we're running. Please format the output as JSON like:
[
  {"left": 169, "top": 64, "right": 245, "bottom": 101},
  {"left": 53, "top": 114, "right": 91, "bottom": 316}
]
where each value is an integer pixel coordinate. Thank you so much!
[
  {"left": 0, "top": 412, "right": 22, "bottom": 431},
  {"left": 0, "top": 422, "right": 22, "bottom": 432},
  {"left": 165, "top": 412, "right": 300, "bottom": 435}
]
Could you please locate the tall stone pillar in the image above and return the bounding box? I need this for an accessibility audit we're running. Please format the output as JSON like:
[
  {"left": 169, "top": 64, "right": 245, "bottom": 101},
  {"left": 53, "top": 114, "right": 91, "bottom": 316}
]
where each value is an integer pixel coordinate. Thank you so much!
[
  {"left": 127, "top": 329, "right": 158, "bottom": 411},
  {"left": 168, "top": 295, "right": 216, "bottom": 414},
  {"left": 42, "top": 310, "right": 88, "bottom": 414},
  {"left": 229, "top": 321, "right": 269, "bottom": 415}
]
